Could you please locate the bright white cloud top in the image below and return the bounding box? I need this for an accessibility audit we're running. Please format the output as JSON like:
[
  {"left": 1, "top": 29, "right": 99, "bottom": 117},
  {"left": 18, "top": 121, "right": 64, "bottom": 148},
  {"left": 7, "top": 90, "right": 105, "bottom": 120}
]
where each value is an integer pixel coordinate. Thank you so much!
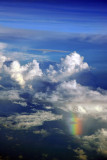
[
  {"left": 47, "top": 52, "right": 89, "bottom": 82},
  {"left": 0, "top": 42, "right": 107, "bottom": 131}
]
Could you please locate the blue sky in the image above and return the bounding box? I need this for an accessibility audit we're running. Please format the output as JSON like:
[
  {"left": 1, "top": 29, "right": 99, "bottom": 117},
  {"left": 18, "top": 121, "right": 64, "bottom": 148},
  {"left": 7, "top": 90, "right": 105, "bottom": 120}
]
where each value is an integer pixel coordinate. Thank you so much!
[
  {"left": 0, "top": 0, "right": 106, "bottom": 33},
  {"left": 0, "top": 0, "right": 107, "bottom": 82}
]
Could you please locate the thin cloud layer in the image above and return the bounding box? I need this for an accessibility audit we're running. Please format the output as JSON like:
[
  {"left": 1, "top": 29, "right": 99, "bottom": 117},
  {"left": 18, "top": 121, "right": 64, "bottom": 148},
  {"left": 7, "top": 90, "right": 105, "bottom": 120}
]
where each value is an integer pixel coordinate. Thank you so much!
[{"left": 0, "top": 42, "right": 8, "bottom": 51}]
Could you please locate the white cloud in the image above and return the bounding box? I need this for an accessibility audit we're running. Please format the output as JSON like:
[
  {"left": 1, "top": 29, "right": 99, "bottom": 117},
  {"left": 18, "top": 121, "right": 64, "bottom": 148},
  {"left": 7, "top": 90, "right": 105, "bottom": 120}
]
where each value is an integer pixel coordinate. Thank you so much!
[
  {"left": 47, "top": 52, "right": 89, "bottom": 82},
  {"left": 0, "top": 51, "right": 89, "bottom": 87},
  {"left": 4, "top": 51, "right": 49, "bottom": 62},
  {"left": 4, "top": 59, "right": 43, "bottom": 87},
  {"left": 24, "top": 60, "right": 42, "bottom": 80},
  {"left": 34, "top": 80, "right": 107, "bottom": 121},
  {"left": 13, "top": 101, "right": 27, "bottom": 107},
  {"left": 45, "top": 106, "right": 53, "bottom": 110},
  {"left": 0, "top": 111, "right": 62, "bottom": 129},
  {"left": 0, "top": 43, "right": 43, "bottom": 88}
]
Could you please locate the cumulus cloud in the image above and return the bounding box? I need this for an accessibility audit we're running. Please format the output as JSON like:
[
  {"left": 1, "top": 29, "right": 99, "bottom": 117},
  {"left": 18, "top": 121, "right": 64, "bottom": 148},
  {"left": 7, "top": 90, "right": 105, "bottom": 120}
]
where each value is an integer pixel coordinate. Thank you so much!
[
  {"left": 74, "top": 148, "right": 87, "bottom": 160},
  {"left": 81, "top": 129, "right": 107, "bottom": 157},
  {"left": 0, "top": 47, "right": 107, "bottom": 128},
  {"left": 0, "top": 111, "right": 62, "bottom": 129},
  {"left": 33, "top": 129, "right": 49, "bottom": 137},
  {"left": 0, "top": 51, "right": 89, "bottom": 87},
  {"left": 34, "top": 80, "right": 107, "bottom": 121},
  {"left": 47, "top": 52, "right": 89, "bottom": 82},
  {"left": 4, "top": 59, "right": 43, "bottom": 87}
]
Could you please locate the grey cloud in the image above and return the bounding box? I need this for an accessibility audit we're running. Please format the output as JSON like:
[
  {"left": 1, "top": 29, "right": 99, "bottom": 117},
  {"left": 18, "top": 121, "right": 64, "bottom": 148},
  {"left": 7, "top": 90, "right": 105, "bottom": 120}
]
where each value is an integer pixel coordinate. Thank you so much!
[
  {"left": 81, "top": 129, "right": 107, "bottom": 157},
  {"left": 29, "top": 48, "right": 69, "bottom": 53},
  {"left": 13, "top": 101, "right": 27, "bottom": 107},
  {"left": 74, "top": 148, "right": 87, "bottom": 160},
  {"left": 0, "top": 111, "right": 62, "bottom": 130},
  {"left": 0, "top": 90, "right": 22, "bottom": 101},
  {"left": 33, "top": 129, "right": 49, "bottom": 137}
]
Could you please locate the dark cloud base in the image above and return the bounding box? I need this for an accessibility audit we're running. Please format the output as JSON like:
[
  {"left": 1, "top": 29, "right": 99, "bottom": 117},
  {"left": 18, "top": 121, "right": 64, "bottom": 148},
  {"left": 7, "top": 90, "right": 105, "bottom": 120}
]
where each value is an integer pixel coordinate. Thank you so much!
[{"left": 0, "top": 123, "right": 107, "bottom": 160}]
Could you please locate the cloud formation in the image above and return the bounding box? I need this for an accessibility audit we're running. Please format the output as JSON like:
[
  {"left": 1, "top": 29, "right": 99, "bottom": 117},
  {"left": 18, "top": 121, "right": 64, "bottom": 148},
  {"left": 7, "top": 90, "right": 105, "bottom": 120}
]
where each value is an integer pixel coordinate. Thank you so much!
[
  {"left": 29, "top": 48, "right": 69, "bottom": 53},
  {"left": 0, "top": 90, "right": 22, "bottom": 101},
  {"left": 0, "top": 111, "right": 62, "bottom": 129},
  {"left": 4, "top": 59, "right": 42, "bottom": 87},
  {"left": 0, "top": 44, "right": 107, "bottom": 131},
  {"left": 80, "top": 129, "right": 107, "bottom": 157},
  {"left": 74, "top": 148, "right": 87, "bottom": 160},
  {"left": 47, "top": 52, "right": 89, "bottom": 82},
  {"left": 33, "top": 129, "right": 49, "bottom": 137},
  {"left": 0, "top": 50, "right": 89, "bottom": 88},
  {"left": 34, "top": 80, "right": 107, "bottom": 121}
]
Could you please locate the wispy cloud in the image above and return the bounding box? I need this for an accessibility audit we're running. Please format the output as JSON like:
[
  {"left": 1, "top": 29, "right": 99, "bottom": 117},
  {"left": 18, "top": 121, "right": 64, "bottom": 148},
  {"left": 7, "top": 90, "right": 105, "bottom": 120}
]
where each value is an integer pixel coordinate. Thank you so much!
[
  {"left": 0, "top": 26, "right": 107, "bottom": 45},
  {"left": 29, "top": 48, "right": 70, "bottom": 53}
]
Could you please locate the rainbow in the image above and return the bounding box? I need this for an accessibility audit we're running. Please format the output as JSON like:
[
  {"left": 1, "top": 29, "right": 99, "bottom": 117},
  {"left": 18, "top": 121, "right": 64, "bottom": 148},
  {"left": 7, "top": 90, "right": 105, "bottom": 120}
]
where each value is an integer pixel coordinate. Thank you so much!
[{"left": 70, "top": 113, "right": 82, "bottom": 135}]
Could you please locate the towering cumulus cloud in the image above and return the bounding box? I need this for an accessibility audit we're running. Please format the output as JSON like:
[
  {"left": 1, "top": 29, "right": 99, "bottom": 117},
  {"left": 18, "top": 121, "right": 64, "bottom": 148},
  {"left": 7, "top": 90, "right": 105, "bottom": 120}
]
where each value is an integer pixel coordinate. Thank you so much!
[
  {"left": 47, "top": 52, "right": 89, "bottom": 82},
  {"left": 4, "top": 59, "right": 43, "bottom": 87}
]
